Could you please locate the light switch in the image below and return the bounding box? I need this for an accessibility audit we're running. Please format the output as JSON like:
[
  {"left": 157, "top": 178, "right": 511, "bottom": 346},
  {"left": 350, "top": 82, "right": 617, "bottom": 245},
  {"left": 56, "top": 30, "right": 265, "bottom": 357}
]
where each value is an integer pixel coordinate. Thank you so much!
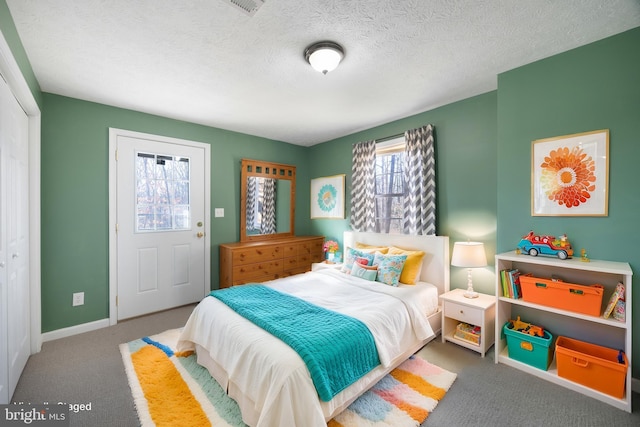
[{"left": 215, "top": 208, "right": 224, "bottom": 218}]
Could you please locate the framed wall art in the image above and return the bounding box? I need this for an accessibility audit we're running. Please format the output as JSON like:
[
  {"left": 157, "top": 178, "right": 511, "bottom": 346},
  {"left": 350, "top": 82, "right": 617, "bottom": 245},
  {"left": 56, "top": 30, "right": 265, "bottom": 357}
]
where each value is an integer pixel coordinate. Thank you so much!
[
  {"left": 311, "top": 174, "right": 345, "bottom": 219},
  {"left": 531, "top": 129, "right": 609, "bottom": 216}
]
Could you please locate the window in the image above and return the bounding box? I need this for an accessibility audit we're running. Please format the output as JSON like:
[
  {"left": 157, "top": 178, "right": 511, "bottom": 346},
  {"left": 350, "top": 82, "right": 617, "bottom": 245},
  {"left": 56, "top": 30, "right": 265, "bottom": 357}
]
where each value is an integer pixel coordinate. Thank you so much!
[
  {"left": 135, "top": 152, "right": 191, "bottom": 232},
  {"left": 374, "top": 138, "right": 406, "bottom": 233}
]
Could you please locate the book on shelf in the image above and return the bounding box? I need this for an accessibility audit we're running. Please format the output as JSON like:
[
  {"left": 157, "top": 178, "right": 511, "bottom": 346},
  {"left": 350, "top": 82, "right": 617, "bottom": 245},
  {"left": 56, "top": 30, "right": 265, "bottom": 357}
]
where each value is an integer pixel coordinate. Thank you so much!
[
  {"left": 500, "top": 269, "right": 530, "bottom": 299},
  {"left": 500, "top": 269, "right": 510, "bottom": 298},
  {"left": 508, "top": 269, "right": 521, "bottom": 299}
]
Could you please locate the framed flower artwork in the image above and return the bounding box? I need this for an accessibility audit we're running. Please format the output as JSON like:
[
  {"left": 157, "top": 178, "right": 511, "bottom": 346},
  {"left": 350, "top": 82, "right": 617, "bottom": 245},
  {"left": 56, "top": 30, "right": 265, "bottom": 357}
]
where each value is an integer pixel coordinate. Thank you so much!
[
  {"left": 531, "top": 129, "right": 609, "bottom": 216},
  {"left": 311, "top": 174, "right": 345, "bottom": 219}
]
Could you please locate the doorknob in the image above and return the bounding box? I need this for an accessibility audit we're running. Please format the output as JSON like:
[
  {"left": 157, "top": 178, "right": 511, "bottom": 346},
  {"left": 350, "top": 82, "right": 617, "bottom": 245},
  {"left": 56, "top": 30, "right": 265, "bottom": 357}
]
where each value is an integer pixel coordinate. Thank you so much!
[{"left": 197, "top": 232, "right": 205, "bottom": 238}]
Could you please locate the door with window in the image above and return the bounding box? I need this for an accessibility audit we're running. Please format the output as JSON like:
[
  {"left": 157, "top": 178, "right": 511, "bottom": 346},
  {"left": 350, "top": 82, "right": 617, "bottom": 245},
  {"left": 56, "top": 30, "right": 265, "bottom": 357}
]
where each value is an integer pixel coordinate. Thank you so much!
[{"left": 112, "top": 130, "right": 210, "bottom": 320}]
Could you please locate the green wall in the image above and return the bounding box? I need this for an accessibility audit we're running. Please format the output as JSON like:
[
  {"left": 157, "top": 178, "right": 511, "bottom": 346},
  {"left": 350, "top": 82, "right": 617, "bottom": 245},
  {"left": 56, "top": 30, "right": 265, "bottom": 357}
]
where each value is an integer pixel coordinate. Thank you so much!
[
  {"left": 40, "top": 94, "right": 310, "bottom": 332},
  {"left": 307, "top": 92, "right": 499, "bottom": 295},
  {"left": 497, "top": 27, "right": 640, "bottom": 377}
]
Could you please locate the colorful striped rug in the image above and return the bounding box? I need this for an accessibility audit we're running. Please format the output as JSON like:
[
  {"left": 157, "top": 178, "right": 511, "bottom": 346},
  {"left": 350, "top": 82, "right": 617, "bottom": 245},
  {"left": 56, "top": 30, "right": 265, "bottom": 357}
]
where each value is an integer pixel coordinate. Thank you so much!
[{"left": 120, "top": 328, "right": 456, "bottom": 427}]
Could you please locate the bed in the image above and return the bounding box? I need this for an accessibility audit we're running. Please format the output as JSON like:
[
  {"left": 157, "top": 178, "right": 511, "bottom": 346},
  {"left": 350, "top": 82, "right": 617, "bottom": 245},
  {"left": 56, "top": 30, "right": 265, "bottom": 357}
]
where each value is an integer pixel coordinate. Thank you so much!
[{"left": 177, "top": 231, "right": 450, "bottom": 427}]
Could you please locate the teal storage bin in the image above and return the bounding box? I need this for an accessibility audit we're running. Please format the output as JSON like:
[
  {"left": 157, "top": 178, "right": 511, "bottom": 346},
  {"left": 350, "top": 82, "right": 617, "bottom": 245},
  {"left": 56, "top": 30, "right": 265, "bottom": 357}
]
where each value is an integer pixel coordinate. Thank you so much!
[{"left": 503, "top": 322, "right": 555, "bottom": 370}]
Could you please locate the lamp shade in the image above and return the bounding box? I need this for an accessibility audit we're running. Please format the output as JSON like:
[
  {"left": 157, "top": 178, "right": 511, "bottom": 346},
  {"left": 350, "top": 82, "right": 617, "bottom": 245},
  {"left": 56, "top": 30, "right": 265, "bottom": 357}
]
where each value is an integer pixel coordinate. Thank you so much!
[
  {"left": 451, "top": 242, "right": 487, "bottom": 268},
  {"left": 304, "top": 41, "right": 344, "bottom": 74}
]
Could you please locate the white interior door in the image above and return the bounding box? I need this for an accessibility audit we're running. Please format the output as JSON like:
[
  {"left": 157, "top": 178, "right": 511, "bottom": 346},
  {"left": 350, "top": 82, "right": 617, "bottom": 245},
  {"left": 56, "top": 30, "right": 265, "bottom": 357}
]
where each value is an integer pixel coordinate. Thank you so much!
[
  {"left": 113, "top": 131, "right": 210, "bottom": 320},
  {"left": 0, "top": 75, "right": 30, "bottom": 404}
]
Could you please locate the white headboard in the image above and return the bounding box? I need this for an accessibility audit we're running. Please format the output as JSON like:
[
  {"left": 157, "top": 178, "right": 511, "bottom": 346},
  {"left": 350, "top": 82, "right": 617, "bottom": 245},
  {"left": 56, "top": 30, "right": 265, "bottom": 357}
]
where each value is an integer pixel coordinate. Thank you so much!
[{"left": 343, "top": 231, "right": 450, "bottom": 296}]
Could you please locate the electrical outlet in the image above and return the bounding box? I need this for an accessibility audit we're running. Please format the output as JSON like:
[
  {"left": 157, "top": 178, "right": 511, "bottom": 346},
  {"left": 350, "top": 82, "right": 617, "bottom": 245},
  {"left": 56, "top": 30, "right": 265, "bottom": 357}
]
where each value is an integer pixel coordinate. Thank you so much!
[
  {"left": 72, "top": 292, "right": 84, "bottom": 306},
  {"left": 215, "top": 208, "right": 224, "bottom": 218}
]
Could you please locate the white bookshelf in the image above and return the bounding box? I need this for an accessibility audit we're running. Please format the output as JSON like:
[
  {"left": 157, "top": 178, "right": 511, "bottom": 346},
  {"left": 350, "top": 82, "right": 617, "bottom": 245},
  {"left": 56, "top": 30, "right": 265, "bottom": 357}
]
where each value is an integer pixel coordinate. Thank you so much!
[{"left": 494, "top": 251, "right": 632, "bottom": 412}]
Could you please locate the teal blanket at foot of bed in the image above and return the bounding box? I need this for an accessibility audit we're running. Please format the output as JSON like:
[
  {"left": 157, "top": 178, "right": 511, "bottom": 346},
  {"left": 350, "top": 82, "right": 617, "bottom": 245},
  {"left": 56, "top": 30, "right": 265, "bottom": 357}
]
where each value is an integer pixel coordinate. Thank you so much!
[{"left": 210, "top": 285, "right": 380, "bottom": 401}]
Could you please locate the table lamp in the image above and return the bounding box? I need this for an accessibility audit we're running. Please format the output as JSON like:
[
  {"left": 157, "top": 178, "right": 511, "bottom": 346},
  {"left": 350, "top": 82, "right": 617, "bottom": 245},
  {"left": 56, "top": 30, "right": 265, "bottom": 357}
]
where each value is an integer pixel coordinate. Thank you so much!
[{"left": 451, "top": 241, "right": 487, "bottom": 298}]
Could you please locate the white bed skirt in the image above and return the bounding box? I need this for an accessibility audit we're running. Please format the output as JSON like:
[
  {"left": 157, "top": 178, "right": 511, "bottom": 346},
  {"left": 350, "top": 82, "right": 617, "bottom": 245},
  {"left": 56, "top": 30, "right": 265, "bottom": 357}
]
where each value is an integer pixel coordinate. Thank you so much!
[{"left": 194, "top": 334, "right": 432, "bottom": 426}]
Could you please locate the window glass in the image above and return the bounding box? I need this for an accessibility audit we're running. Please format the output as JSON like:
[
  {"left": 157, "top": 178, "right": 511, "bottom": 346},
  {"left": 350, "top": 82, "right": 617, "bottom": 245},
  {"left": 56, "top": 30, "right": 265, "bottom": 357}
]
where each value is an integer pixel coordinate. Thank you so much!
[
  {"left": 135, "top": 152, "right": 191, "bottom": 232},
  {"left": 375, "top": 139, "right": 405, "bottom": 233}
]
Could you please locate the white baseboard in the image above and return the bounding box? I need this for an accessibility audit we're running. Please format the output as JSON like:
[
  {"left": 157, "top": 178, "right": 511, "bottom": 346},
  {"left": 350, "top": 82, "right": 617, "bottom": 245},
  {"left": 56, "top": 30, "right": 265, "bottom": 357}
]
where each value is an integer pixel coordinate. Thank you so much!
[{"left": 41, "top": 318, "right": 110, "bottom": 343}]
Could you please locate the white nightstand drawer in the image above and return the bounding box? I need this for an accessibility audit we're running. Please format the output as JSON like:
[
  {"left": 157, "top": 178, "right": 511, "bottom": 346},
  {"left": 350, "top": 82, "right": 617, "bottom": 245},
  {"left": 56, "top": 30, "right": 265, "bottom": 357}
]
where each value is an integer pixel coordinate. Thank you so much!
[{"left": 444, "top": 301, "right": 482, "bottom": 325}]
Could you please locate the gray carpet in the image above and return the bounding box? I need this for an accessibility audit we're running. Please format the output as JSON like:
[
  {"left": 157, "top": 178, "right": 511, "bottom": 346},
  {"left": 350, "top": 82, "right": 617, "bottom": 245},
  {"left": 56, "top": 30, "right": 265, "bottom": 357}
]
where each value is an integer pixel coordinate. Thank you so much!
[{"left": 10, "top": 304, "right": 640, "bottom": 426}]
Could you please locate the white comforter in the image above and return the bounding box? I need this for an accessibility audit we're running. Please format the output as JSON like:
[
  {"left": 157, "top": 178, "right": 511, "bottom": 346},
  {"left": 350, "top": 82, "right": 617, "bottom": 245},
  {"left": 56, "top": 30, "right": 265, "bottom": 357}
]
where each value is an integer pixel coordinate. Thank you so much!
[{"left": 177, "top": 269, "right": 437, "bottom": 427}]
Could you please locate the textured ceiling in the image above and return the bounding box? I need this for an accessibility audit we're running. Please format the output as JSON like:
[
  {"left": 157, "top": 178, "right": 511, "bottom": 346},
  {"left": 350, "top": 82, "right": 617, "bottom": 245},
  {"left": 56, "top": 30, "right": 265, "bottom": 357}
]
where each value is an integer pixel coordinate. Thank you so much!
[{"left": 6, "top": 0, "right": 640, "bottom": 146}]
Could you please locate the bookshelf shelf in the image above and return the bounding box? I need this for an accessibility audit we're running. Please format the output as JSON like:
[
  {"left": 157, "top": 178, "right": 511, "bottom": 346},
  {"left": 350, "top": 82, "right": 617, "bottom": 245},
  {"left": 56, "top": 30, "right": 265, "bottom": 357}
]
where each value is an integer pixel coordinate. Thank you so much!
[{"left": 495, "top": 251, "right": 632, "bottom": 412}]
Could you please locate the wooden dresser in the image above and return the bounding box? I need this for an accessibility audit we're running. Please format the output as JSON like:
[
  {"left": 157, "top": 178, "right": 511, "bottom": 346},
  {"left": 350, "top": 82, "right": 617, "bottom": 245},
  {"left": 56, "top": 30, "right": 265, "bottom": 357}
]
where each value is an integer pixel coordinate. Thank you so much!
[{"left": 219, "top": 236, "right": 324, "bottom": 288}]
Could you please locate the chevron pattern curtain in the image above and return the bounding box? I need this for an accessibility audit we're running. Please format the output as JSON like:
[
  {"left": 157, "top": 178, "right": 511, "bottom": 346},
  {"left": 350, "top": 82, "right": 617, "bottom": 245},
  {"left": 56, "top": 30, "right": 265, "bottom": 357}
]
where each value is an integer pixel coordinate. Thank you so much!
[
  {"left": 246, "top": 176, "right": 256, "bottom": 230},
  {"left": 261, "top": 178, "right": 277, "bottom": 234},
  {"left": 403, "top": 125, "right": 436, "bottom": 235},
  {"left": 350, "top": 140, "right": 376, "bottom": 232}
]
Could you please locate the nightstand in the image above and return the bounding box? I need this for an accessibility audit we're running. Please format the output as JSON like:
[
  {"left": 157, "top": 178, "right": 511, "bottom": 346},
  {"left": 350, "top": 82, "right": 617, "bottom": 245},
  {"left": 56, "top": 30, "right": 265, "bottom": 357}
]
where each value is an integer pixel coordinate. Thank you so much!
[
  {"left": 311, "top": 261, "right": 343, "bottom": 272},
  {"left": 440, "top": 288, "right": 496, "bottom": 357}
]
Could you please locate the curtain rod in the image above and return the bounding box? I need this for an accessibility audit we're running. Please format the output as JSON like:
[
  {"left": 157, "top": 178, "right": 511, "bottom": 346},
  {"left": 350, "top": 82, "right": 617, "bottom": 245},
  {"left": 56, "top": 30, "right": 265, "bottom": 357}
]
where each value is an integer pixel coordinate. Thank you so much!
[{"left": 375, "top": 132, "right": 404, "bottom": 143}]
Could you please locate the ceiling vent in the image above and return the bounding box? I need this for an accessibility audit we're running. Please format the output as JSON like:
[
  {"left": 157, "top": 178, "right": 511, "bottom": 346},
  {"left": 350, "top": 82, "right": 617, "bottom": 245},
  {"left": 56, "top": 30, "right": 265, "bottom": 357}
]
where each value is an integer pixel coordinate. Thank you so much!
[{"left": 221, "top": 0, "right": 265, "bottom": 16}]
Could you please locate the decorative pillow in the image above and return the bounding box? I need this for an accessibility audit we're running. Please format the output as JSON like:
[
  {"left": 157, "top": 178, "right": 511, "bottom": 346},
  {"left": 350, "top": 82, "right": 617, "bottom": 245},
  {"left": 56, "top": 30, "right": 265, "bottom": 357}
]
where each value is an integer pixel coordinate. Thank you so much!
[
  {"left": 354, "top": 242, "right": 390, "bottom": 254},
  {"left": 388, "top": 246, "right": 426, "bottom": 285},
  {"left": 372, "top": 252, "right": 407, "bottom": 286},
  {"left": 354, "top": 256, "right": 371, "bottom": 266},
  {"left": 341, "top": 247, "right": 376, "bottom": 273},
  {"left": 350, "top": 263, "right": 378, "bottom": 281}
]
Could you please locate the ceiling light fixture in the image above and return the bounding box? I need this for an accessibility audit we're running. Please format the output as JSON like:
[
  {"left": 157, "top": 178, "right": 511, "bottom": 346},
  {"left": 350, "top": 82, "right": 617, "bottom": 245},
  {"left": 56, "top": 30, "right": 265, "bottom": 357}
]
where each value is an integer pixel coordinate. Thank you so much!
[{"left": 304, "top": 41, "right": 345, "bottom": 75}]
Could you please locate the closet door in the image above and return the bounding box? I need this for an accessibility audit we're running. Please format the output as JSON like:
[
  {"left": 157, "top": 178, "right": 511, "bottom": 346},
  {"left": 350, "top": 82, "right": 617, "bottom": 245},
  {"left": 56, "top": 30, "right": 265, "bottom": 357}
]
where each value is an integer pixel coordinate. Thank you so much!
[{"left": 0, "top": 76, "right": 30, "bottom": 404}]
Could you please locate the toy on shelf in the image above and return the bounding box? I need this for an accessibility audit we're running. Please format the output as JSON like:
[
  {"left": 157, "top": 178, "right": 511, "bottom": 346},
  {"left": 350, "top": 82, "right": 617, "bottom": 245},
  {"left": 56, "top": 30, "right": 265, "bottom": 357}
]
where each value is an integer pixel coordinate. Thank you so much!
[
  {"left": 507, "top": 316, "right": 545, "bottom": 337},
  {"left": 517, "top": 231, "right": 573, "bottom": 260},
  {"left": 580, "top": 248, "right": 590, "bottom": 262}
]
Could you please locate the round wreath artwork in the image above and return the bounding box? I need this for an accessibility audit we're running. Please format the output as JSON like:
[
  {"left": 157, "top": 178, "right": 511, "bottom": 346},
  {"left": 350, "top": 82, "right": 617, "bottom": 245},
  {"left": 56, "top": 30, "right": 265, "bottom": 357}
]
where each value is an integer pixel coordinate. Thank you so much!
[
  {"left": 317, "top": 184, "right": 337, "bottom": 212},
  {"left": 539, "top": 145, "right": 596, "bottom": 209}
]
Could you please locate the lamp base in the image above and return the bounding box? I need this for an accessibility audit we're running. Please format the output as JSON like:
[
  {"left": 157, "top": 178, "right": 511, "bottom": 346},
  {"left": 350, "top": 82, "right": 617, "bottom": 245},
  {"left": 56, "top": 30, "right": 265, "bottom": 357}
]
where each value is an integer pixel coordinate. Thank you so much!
[{"left": 464, "top": 289, "right": 479, "bottom": 299}]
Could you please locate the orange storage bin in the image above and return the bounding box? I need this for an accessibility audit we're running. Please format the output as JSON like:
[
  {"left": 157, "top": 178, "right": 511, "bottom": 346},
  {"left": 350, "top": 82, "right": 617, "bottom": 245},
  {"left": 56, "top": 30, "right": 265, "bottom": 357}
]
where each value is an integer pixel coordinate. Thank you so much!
[
  {"left": 519, "top": 276, "right": 603, "bottom": 316},
  {"left": 556, "top": 336, "right": 627, "bottom": 398}
]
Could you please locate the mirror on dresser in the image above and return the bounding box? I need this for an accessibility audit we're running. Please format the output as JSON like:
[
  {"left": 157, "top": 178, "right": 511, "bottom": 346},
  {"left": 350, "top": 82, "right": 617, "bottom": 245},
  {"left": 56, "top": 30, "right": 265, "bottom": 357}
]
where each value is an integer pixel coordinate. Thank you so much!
[{"left": 240, "top": 158, "right": 296, "bottom": 243}]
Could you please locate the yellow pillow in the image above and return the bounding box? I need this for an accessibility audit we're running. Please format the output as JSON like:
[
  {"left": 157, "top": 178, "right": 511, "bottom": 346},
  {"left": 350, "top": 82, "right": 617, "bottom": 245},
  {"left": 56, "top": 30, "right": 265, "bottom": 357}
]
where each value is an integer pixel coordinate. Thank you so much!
[
  {"left": 388, "top": 246, "right": 425, "bottom": 285},
  {"left": 354, "top": 242, "right": 389, "bottom": 254}
]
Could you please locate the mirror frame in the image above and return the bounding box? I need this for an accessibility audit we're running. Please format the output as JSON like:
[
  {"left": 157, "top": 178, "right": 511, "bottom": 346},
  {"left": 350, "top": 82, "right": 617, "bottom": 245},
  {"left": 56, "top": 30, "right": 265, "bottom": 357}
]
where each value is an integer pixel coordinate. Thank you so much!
[{"left": 240, "top": 158, "right": 296, "bottom": 243}]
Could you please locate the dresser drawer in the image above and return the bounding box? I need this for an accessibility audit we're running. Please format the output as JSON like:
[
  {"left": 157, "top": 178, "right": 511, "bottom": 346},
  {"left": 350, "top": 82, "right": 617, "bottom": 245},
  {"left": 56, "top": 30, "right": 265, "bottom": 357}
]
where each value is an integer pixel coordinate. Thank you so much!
[
  {"left": 444, "top": 301, "right": 482, "bottom": 325},
  {"left": 233, "top": 260, "right": 283, "bottom": 283},
  {"left": 283, "top": 256, "right": 300, "bottom": 270},
  {"left": 283, "top": 254, "right": 314, "bottom": 273},
  {"left": 232, "top": 245, "right": 283, "bottom": 265},
  {"left": 282, "top": 243, "right": 299, "bottom": 257}
]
